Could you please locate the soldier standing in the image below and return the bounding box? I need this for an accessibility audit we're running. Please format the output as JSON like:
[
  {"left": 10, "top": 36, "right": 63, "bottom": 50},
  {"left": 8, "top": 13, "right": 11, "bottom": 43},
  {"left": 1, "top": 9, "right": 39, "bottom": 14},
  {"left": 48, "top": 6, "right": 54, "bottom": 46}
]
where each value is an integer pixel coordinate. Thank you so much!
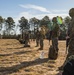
[
  {"left": 30, "top": 31, "right": 34, "bottom": 41},
  {"left": 24, "top": 31, "right": 30, "bottom": 47},
  {"left": 35, "top": 29, "right": 40, "bottom": 47},
  {"left": 59, "top": 8, "right": 74, "bottom": 70},
  {"left": 38, "top": 27, "right": 45, "bottom": 50},
  {"left": 51, "top": 17, "right": 60, "bottom": 53},
  {"left": 66, "top": 8, "right": 74, "bottom": 57}
]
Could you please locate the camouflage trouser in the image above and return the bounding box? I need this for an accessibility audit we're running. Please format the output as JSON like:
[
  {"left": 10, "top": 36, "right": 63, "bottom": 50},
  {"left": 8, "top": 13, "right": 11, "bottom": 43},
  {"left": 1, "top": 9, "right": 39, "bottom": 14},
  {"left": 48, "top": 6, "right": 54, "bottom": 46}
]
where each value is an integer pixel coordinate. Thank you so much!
[
  {"left": 52, "top": 37, "right": 59, "bottom": 52},
  {"left": 60, "top": 38, "right": 74, "bottom": 69},
  {"left": 40, "top": 39, "right": 44, "bottom": 49},
  {"left": 25, "top": 40, "right": 29, "bottom": 46},
  {"left": 36, "top": 38, "right": 39, "bottom": 46},
  {"left": 62, "top": 53, "right": 74, "bottom": 69},
  {"left": 67, "top": 38, "right": 74, "bottom": 58},
  {"left": 30, "top": 34, "right": 33, "bottom": 41}
]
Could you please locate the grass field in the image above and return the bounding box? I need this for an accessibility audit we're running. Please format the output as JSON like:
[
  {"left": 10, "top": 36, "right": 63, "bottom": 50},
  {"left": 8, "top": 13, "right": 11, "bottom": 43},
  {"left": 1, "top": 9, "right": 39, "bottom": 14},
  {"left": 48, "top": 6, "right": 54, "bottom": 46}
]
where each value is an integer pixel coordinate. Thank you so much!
[{"left": 0, "top": 39, "right": 66, "bottom": 75}]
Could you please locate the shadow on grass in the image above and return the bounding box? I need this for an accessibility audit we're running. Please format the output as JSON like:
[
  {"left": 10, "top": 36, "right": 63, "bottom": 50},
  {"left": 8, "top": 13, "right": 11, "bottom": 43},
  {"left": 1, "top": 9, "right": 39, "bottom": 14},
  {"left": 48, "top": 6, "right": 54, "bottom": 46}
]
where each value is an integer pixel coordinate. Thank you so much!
[
  {"left": 7, "top": 46, "right": 25, "bottom": 50},
  {"left": 0, "top": 50, "right": 32, "bottom": 57},
  {"left": 0, "top": 54, "right": 11, "bottom": 56},
  {"left": 14, "top": 50, "right": 32, "bottom": 55},
  {"left": 0, "top": 58, "right": 49, "bottom": 75}
]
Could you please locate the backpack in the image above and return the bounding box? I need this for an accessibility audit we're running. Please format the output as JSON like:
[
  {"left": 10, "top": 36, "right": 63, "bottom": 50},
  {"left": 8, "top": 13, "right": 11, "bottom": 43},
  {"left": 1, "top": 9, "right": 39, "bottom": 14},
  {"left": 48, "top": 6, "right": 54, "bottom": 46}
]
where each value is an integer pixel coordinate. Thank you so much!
[{"left": 48, "top": 45, "right": 58, "bottom": 60}]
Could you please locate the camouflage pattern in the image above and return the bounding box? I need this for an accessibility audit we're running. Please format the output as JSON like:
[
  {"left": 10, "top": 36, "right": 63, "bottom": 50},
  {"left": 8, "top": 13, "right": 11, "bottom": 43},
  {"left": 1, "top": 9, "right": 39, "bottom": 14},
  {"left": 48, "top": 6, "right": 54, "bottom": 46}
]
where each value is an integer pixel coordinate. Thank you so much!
[
  {"left": 40, "top": 39, "right": 44, "bottom": 49},
  {"left": 59, "top": 8, "right": 74, "bottom": 70},
  {"left": 68, "top": 37, "right": 74, "bottom": 57},
  {"left": 38, "top": 27, "right": 45, "bottom": 50},
  {"left": 36, "top": 38, "right": 39, "bottom": 47},
  {"left": 35, "top": 30, "right": 40, "bottom": 47},
  {"left": 51, "top": 17, "right": 60, "bottom": 38},
  {"left": 51, "top": 17, "right": 60, "bottom": 52},
  {"left": 52, "top": 37, "right": 59, "bottom": 52},
  {"left": 63, "top": 55, "right": 74, "bottom": 68},
  {"left": 51, "top": 23, "right": 60, "bottom": 38},
  {"left": 62, "top": 55, "right": 74, "bottom": 75},
  {"left": 24, "top": 31, "right": 30, "bottom": 46},
  {"left": 68, "top": 18, "right": 74, "bottom": 38},
  {"left": 67, "top": 8, "right": 74, "bottom": 58},
  {"left": 30, "top": 31, "right": 34, "bottom": 41},
  {"left": 66, "top": 55, "right": 74, "bottom": 62}
]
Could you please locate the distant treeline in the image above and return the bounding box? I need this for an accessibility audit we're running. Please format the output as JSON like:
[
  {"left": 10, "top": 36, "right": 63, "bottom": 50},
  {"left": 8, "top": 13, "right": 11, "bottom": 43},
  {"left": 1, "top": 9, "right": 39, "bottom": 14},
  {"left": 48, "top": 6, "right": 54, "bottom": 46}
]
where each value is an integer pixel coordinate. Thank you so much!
[{"left": 0, "top": 15, "right": 71, "bottom": 40}]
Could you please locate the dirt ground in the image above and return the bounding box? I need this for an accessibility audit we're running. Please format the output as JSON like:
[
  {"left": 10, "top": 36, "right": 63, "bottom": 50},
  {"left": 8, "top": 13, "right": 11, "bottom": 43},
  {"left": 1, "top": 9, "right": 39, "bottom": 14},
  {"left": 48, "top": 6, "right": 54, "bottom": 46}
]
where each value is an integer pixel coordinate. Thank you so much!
[{"left": 0, "top": 39, "right": 66, "bottom": 75}]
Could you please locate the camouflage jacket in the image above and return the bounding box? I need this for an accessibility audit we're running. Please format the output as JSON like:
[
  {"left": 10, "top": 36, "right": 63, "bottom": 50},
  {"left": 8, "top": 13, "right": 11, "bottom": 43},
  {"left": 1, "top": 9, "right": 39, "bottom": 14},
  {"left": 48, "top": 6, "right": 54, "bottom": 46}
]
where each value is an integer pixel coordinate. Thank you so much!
[
  {"left": 68, "top": 17, "right": 74, "bottom": 38},
  {"left": 62, "top": 55, "right": 74, "bottom": 75},
  {"left": 51, "top": 23, "right": 60, "bottom": 38}
]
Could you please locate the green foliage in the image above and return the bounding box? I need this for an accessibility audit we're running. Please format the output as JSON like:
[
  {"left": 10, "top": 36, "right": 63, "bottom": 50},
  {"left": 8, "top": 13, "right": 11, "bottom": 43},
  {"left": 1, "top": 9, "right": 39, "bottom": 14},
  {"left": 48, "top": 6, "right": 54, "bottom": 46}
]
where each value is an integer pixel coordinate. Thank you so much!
[
  {"left": 40, "top": 16, "right": 50, "bottom": 28},
  {"left": 0, "top": 16, "right": 4, "bottom": 31},
  {"left": 0, "top": 15, "right": 72, "bottom": 39},
  {"left": 19, "top": 17, "right": 29, "bottom": 30},
  {"left": 5, "top": 17, "right": 15, "bottom": 35},
  {"left": 18, "top": 17, "right": 29, "bottom": 39},
  {"left": 29, "top": 17, "right": 40, "bottom": 29}
]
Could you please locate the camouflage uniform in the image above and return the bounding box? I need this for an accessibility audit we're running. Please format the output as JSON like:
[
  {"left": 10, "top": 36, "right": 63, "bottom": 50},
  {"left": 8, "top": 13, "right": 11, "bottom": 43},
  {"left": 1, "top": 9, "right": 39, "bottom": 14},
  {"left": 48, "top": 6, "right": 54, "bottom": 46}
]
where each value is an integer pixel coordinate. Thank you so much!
[
  {"left": 51, "top": 17, "right": 60, "bottom": 52},
  {"left": 67, "top": 8, "right": 74, "bottom": 58},
  {"left": 64, "top": 55, "right": 74, "bottom": 66},
  {"left": 62, "top": 55, "right": 74, "bottom": 75},
  {"left": 30, "top": 31, "right": 34, "bottom": 41},
  {"left": 59, "top": 8, "right": 74, "bottom": 70},
  {"left": 38, "top": 28, "right": 45, "bottom": 50},
  {"left": 24, "top": 31, "right": 30, "bottom": 47},
  {"left": 35, "top": 30, "right": 40, "bottom": 47}
]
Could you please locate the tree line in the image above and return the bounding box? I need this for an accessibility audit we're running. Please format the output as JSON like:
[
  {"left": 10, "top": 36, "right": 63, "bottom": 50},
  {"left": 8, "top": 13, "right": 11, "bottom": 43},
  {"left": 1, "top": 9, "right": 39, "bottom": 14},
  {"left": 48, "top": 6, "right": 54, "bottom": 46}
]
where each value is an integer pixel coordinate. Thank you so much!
[{"left": 0, "top": 15, "right": 71, "bottom": 39}]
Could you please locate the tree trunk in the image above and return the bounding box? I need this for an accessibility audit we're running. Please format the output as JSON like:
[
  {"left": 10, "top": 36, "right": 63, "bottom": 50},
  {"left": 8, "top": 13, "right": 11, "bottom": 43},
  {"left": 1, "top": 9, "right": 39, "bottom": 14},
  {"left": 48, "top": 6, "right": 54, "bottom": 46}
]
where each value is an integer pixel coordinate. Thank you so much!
[
  {"left": 0, "top": 34, "right": 2, "bottom": 39},
  {"left": 22, "top": 29, "right": 23, "bottom": 39}
]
